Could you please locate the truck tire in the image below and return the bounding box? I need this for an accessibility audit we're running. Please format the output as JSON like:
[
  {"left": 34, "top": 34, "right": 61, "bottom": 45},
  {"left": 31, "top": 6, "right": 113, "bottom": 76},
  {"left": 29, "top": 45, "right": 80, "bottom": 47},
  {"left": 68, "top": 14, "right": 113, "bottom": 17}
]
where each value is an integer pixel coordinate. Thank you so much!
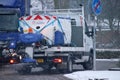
[
  {"left": 59, "top": 55, "right": 73, "bottom": 73},
  {"left": 42, "top": 64, "right": 53, "bottom": 71},
  {"left": 67, "top": 55, "right": 73, "bottom": 73},
  {"left": 57, "top": 55, "right": 73, "bottom": 73},
  {"left": 83, "top": 55, "right": 93, "bottom": 70},
  {"left": 17, "top": 66, "right": 31, "bottom": 74}
]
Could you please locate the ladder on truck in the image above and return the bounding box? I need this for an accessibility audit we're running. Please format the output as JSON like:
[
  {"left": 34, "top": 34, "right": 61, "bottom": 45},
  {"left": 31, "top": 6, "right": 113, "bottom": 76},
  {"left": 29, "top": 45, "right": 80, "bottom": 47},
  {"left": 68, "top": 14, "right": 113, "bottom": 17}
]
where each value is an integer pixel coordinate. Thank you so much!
[{"left": 30, "top": 6, "right": 84, "bottom": 16}]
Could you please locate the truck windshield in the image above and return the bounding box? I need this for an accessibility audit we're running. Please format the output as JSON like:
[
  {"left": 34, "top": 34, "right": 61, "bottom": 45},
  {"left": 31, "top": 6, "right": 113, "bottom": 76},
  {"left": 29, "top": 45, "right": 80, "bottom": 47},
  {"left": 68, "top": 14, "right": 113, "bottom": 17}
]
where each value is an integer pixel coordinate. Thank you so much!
[{"left": 0, "top": 14, "right": 18, "bottom": 31}]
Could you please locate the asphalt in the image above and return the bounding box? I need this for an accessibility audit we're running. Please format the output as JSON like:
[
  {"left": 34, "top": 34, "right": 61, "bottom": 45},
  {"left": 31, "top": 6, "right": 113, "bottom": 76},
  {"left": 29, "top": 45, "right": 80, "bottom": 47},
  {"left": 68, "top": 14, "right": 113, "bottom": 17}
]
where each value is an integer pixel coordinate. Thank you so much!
[{"left": 0, "top": 59, "right": 119, "bottom": 80}]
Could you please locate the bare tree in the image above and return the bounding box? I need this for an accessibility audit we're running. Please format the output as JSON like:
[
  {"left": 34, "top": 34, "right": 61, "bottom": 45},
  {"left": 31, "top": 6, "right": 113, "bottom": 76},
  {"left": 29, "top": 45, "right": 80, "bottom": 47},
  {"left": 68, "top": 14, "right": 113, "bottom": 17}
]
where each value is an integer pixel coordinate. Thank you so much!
[{"left": 99, "top": 0, "right": 120, "bottom": 31}]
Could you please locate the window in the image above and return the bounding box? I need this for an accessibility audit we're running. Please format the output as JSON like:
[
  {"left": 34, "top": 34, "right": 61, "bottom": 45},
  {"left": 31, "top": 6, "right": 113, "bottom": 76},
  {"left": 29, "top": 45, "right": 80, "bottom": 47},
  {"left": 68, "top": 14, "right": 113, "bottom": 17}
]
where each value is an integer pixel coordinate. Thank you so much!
[
  {"left": 71, "top": 18, "right": 76, "bottom": 26},
  {"left": 0, "top": 14, "right": 18, "bottom": 31}
]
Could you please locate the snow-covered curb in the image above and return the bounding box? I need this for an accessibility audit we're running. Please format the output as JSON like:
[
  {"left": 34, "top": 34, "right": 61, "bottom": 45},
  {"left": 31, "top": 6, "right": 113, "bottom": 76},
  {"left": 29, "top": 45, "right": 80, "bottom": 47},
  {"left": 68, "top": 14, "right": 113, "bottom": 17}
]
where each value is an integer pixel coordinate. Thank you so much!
[{"left": 64, "top": 71, "right": 120, "bottom": 80}]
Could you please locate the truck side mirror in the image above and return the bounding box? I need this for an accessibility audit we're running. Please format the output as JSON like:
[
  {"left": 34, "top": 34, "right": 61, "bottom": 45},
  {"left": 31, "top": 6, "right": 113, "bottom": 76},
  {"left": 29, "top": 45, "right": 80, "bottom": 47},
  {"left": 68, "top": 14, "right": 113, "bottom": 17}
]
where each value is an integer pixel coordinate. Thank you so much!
[
  {"left": 85, "top": 27, "right": 94, "bottom": 37},
  {"left": 89, "top": 27, "right": 94, "bottom": 37}
]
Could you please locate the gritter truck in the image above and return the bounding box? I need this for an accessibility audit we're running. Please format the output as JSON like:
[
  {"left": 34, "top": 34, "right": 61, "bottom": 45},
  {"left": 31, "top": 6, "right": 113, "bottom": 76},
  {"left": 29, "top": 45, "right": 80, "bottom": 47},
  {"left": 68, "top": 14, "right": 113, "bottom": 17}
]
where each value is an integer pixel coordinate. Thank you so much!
[{"left": 16, "top": 6, "right": 94, "bottom": 74}]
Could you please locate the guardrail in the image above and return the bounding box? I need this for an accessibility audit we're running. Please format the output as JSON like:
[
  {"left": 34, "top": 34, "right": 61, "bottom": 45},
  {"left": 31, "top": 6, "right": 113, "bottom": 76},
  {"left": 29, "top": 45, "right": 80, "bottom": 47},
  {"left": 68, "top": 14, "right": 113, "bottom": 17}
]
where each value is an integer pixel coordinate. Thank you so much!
[{"left": 96, "top": 49, "right": 120, "bottom": 52}]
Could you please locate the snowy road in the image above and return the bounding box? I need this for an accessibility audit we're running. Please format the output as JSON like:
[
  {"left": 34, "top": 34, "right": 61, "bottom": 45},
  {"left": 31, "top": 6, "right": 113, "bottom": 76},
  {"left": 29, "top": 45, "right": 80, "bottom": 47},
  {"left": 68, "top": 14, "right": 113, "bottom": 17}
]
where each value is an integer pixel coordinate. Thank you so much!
[
  {"left": 96, "top": 59, "right": 119, "bottom": 70},
  {"left": 0, "top": 65, "right": 71, "bottom": 80},
  {"left": 0, "top": 59, "right": 119, "bottom": 80}
]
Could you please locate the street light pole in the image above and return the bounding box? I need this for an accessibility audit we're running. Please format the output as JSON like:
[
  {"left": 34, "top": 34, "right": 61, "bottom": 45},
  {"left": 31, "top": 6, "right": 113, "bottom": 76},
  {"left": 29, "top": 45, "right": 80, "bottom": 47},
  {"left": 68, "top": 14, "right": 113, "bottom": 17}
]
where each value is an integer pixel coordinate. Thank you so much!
[
  {"left": 92, "top": 0, "right": 102, "bottom": 71},
  {"left": 93, "top": 16, "right": 97, "bottom": 70}
]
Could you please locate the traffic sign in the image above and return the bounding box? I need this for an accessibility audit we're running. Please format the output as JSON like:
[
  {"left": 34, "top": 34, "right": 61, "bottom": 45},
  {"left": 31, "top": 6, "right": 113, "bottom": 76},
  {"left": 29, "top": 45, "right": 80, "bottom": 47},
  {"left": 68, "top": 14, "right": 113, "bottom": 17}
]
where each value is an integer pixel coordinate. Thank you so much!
[{"left": 92, "top": 0, "right": 102, "bottom": 15}]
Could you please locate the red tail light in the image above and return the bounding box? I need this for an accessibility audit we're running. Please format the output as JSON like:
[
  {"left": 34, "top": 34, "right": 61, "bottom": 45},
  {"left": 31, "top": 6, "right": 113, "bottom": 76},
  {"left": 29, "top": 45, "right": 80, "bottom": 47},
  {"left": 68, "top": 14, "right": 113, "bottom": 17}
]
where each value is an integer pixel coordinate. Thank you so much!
[
  {"left": 53, "top": 58, "right": 62, "bottom": 63},
  {"left": 9, "top": 59, "right": 15, "bottom": 64},
  {"left": 35, "top": 42, "right": 41, "bottom": 47}
]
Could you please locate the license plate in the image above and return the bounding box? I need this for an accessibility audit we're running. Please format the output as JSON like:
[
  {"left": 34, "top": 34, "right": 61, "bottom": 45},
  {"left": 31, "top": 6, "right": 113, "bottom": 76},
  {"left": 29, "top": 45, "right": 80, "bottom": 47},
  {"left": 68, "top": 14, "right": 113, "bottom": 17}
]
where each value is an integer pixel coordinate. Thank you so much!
[{"left": 37, "top": 59, "right": 44, "bottom": 63}]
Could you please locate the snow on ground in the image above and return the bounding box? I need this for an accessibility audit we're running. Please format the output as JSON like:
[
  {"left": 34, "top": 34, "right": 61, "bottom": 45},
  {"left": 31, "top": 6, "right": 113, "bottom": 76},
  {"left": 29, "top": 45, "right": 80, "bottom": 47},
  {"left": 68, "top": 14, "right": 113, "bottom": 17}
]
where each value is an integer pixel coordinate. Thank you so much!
[{"left": 64, "top": 71, "right": 120, "bottom": 80}]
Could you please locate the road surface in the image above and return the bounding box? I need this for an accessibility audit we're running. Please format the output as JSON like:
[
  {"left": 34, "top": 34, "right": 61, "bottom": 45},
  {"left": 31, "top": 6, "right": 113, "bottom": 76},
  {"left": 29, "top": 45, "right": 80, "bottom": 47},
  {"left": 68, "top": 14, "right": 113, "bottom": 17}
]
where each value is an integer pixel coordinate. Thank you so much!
[
  {"left": 0, "top": 59, "right": 119, "bottom": 80},
  {"left": 96, "top": 59, "right": 119, "bottom": 70},
  {"left": 0, "top": 65, "right": 72, "bottom": 80}
]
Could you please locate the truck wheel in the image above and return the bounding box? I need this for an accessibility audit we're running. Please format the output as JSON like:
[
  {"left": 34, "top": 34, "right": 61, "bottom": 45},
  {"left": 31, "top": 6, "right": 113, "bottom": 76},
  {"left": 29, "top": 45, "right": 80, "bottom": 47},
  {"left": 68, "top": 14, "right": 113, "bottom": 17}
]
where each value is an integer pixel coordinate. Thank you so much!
[
  {"left": 42, "top": 65, "right": 53, "bottom": 71},
  {"left": 67, "top": 56, "right": 73, "bottom": 73},
  {"left": 17, "top": 66, "right": 31, "bottom": 74},
  {"left": 83, "top": 55, "right": 93, "bottom": 70},
  {"left": 56, "top": 55, "right": 73, "bottom": 73}
]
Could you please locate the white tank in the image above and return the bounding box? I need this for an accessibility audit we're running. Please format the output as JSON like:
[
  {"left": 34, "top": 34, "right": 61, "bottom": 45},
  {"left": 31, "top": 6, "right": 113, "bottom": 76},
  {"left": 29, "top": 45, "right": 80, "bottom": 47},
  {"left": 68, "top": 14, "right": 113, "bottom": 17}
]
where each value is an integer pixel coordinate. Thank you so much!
[{"left": 19, "top": 15, "right": 71, "bottom": 45}]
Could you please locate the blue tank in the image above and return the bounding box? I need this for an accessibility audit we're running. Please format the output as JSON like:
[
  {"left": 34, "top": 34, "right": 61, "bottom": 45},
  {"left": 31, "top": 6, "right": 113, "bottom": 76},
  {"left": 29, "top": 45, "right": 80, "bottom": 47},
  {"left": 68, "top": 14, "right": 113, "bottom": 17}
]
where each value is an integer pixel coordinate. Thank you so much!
[
  {"left": 54, "top": 31, "right": 64, "bottom": 45},
  {"left": 19, "top": 33, "right": 44, "bottom": 43}
]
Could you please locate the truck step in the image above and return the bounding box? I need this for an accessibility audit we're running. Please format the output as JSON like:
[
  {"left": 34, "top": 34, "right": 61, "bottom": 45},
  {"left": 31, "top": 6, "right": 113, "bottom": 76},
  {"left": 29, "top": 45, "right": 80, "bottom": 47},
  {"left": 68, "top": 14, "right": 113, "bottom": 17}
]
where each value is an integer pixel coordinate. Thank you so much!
[{"left": 74, "top": 59, "right": 84, "bottom": 63}]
